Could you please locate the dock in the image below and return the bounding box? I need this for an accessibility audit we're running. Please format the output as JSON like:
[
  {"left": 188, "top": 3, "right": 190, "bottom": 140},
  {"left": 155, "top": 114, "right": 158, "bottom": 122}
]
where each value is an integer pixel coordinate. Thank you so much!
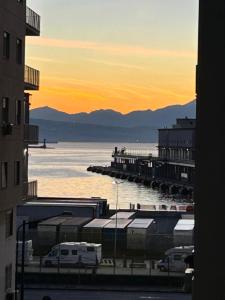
[{"left": 87, "top": 165, "right": 193, "bottom": 199}]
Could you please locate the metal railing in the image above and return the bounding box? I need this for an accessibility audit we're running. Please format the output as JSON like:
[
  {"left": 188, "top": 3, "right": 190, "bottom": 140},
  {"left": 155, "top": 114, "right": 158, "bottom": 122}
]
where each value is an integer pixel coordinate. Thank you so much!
[
  {"left": 112, "top": 149, "right": 155, "bottom": 159},
  {"left": 26, "top": 6, "right": 40, "bottom": 35},
  {"left": 23, "top": 180, "right": 38, "bottom": 201},
  {"left": 24, "top": 124, "right": 39, "bottom": 144},
  {"left": 24, "top": 66, "right": 40, "bottom": 90}
]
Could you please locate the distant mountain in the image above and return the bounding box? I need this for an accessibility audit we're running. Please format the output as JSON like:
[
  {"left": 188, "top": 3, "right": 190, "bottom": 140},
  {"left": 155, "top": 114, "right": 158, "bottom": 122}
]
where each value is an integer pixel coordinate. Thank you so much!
[
  {"left": 31, "top": 100, "right": 196, "bottom": 128},
  {"left": 31, "top": 119, "right": 158, "bottom": 143}
]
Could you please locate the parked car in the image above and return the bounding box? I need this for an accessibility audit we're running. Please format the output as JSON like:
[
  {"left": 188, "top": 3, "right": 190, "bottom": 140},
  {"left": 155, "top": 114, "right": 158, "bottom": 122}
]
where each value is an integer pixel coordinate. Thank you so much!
[
  {"left": 157, "top": 245, "right": 194, "bottom": 272},
  {"left": 42, "top": 242, "right": 102, "bottom": 267}
]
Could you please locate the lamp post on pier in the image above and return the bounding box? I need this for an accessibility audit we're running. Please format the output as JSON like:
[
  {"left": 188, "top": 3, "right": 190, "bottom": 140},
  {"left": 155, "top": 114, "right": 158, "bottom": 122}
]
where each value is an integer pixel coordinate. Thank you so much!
[{"left": 112, "top": 180, "right": 124, "bottom": 270}]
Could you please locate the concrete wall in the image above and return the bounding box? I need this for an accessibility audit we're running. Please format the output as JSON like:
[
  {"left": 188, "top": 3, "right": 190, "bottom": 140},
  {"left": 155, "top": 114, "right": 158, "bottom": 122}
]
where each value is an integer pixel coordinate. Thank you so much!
[{"left": 0, "top": 208, "right": 17, "bottom": 298}]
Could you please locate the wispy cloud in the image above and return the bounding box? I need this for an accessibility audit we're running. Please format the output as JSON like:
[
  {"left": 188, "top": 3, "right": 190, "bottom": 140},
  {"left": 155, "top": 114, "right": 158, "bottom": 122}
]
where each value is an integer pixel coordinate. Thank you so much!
[
  {"left": 84, "top": 58, "right": 147, "bottom": 70},
  {"left": 27, "top": 37, "right": 195, "bottom": 59}
]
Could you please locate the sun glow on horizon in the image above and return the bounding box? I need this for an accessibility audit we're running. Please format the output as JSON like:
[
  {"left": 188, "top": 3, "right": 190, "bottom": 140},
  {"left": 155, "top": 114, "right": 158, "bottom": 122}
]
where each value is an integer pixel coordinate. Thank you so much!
[{"left": 26, "top": 0, "right": 198, "bottom": 114}]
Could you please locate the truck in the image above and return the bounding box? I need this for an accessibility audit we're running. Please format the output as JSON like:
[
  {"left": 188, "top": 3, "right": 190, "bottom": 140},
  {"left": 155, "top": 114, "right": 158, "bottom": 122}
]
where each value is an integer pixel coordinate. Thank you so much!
[
  {"left": 42, "top": 242, "right": 102, "bottom": 267},
  {"left": 157, "top": 245, "right": 194, "bottom": 272}
]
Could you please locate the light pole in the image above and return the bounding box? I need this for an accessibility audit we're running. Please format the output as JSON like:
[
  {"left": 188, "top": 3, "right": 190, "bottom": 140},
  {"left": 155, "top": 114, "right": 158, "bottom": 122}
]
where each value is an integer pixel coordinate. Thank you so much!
[{"left": 112, "top": 180, "right": 123, "bottom": 269}]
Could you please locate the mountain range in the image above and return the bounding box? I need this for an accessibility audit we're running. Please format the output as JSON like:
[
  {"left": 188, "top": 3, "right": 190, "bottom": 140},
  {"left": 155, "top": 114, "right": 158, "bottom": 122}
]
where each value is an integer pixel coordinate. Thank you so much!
[{"left": 30, "top": 100, "right": 196, "bottom": 142}]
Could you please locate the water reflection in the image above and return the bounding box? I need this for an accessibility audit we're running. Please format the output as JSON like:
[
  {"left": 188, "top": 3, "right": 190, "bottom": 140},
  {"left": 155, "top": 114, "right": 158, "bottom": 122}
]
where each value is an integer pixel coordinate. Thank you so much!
[{"left": 29, "top": 142, "right": 188, "bottom": 209}]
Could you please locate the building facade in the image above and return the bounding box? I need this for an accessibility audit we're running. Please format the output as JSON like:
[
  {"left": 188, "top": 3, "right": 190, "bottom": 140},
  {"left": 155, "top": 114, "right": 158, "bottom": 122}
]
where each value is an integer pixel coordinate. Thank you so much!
[
  {"left": 0, "top": 1, "right": 40, "bottom": 299},
  {"left": 109, "top": 118, "right": 195, "bottom": 196},
  {"left": 156, "top": 118, "right": 195, "bottom": 185}
]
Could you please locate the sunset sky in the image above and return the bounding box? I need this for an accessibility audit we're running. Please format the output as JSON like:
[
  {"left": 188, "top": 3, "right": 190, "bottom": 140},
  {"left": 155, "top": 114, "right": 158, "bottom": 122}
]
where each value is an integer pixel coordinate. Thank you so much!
[{"left": 26, "top": 0, "right": 198, "bottom": 113}]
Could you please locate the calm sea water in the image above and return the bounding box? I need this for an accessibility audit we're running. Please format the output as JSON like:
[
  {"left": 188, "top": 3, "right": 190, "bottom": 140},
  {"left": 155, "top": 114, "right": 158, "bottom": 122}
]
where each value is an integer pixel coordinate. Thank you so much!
[{"left": 28, "top": 142, "right": 186, "bottom": 209}]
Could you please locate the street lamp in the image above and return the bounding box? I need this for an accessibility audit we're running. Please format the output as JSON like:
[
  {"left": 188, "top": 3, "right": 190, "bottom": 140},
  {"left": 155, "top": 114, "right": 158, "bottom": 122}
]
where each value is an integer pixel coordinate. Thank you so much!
[{"left": 112, "top": 180, "right": 124, "bottom": 268}]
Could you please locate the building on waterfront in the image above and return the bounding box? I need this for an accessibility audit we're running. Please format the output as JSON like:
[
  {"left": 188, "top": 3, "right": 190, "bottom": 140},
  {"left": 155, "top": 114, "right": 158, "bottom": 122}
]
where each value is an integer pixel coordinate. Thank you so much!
[
  {"left": 0, "top": 1, "right": 40, "bottom": 298},
  {"left": 110, "top": 118, "right": 195, "bottom": 196},
  {"left": 155, "top": 118, "right": 195, "bottom": 186}
]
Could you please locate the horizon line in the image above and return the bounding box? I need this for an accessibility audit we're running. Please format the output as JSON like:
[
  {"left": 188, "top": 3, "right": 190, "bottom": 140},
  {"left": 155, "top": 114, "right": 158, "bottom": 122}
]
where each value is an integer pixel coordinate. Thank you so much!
[{"left": 30, "top": 99, "right": 196, "bottom": 115}]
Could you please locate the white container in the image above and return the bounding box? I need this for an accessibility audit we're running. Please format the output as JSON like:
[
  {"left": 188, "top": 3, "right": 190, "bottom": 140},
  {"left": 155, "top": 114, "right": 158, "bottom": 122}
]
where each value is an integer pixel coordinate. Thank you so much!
[
  {"left": 173, "top": 219, "right": 194, "bottom": 247},
  {"left": 17, "top": 240, "right": 33, "bottom": 265},
  {"left": 127, "top": 218, "right": 156, "bottom": 250}
]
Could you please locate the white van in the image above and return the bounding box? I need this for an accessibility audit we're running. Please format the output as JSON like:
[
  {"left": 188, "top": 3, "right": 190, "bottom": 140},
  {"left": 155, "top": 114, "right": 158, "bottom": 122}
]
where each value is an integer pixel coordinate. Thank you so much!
[
  {"left": 157, "top": 245, "right": 194, "bottom": 272},
  {"left": 42, "top": 242, "right": 102, "bottom": 267}
]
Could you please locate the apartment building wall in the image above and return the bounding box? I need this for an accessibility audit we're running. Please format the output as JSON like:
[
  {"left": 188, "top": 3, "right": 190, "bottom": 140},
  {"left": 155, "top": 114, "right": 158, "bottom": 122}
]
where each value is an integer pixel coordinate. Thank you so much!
[{"left": 0, "top": 1, "right": 26, "bottom": 298}]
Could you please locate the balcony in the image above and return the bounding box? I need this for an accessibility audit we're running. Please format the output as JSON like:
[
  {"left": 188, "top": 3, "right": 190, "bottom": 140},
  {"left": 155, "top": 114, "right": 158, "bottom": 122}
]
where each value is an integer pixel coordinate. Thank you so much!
[
  {"left": 26, "top": 6, "right": 40, "bottom": 36},
  {"left": 23, "top": 180, "right": 38, "bottom": 201},
  {"left": 24, "top": 124, "right": 39, "bottom": 144},
  {"left": 24, "top": 65, "right": 40, "bottom": 90}
]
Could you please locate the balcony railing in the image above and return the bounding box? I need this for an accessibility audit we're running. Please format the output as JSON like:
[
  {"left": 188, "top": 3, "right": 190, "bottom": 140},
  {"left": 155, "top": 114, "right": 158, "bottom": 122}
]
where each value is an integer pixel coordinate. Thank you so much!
[
  {"left": 23, "top": 180, "right": 38, "bottom": 201},
  {"left": 24, "top": 65, "right": 40, "bottom": 90},
  {"left": 26, "top": 6, "right": 40, "bottom": 36},
  {"left": 24, "top": 124, "right": 39, "bottom": 144},
  {"left": 112, "top": 149, "right": 154, "bottom": 159}
]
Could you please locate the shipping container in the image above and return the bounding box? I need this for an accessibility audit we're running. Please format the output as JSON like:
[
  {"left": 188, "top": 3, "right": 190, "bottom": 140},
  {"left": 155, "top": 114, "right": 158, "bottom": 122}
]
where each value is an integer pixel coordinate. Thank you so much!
[
  {"left": 127, "top": 218, "right": 156, "bottom": 250},
  {"left": 82, "top": 219, "right": 112, "bottom": 243},
  {"left": 59, "top": 217, "right": 91, "bottom": 242},
  {"left": 17, "top": 201, "right": 99, "bottom": 222},
  {"left": 103, "top": 219, "right": 132, "bottom": 255},
  {"left": 173, "top": 219, "right": 194, "bottom": 246},
  {"left": 38, "top": 197, "right": 108, "bottom": 217},
  {"left": 110, "top": 211, "right": 136, "bottom": 219},
  {"left": 37, "top": 217, "right": 67, "bottom": 253}
]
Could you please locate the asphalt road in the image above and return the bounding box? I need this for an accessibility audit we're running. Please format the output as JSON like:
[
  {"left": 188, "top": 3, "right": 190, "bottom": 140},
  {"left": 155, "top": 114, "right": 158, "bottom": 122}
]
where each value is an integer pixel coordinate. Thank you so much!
[{"left": 24, "top": 289, "right": 192, "bottom": 300}]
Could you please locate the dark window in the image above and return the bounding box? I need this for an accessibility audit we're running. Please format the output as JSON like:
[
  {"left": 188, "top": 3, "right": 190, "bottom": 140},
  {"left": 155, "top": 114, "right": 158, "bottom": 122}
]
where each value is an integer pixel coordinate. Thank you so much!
[
  {"left": 49, "top": 249, "right": 58, "bottom": 257},
  {"left": 15, "top": 161, "right": 20, "bottom": 185},
  {"left": 3, "top": 32, "right": 10, "bottom": 59},
  {"left": 5, "top": 210, "right": 13, "bottom": 238},
  {"left": 72, "top": 250, "right": 77, "bottom": 255},
  {"left": 2, "top": 98, "right": 9, "bottom": 124},
  {"left": 15, "top": 100, "right": 22, "bottom": 125},
  {"left": 87, "top": 247, "right": 95, "bottom": 252},
  {"left": 1, "top": 162, "right": 8, "bottom": 189},
  {"left": 60, "top": 249, "right": 69, "bottom": 256},
  {"left": 173, "top": 254, "right": 182, "bottom": 261},
  {"left": 16, "top": 39, "right": 23, "bottom": 64},
  {"left": 5, "top": 264, "right": 12, "bottom": 291}
]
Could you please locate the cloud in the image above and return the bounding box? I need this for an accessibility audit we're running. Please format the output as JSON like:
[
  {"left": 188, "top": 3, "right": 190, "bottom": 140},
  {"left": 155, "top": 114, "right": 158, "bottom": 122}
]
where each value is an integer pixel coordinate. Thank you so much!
[
  {"left": 84, "top": 58, "right": 147, "bottom": 70},
  {"left": 27, "top": 37, "right": 196, "bottom": 59}
]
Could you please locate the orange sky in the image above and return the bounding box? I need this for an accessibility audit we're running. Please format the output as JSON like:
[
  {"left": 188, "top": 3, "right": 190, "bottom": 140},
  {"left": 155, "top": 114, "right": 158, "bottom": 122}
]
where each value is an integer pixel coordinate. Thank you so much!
[{"left": 26, "top": 0, "right": 198, "bottom": 113}]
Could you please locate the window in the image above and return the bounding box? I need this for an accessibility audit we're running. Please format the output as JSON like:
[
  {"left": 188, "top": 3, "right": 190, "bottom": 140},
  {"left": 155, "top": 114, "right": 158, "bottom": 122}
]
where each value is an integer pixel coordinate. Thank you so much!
[
  {"left": 5, "top": 210, "right": 13, "bottom": 238},
  {"left": 15, "top": 100, "right": 22, "bottom": 125},
  {"left": 72, "top": 250, "right": 77, "bottom": 255},
  {"left": 3, "top": 32, "right": 10, "bottom": 59},
  {"left": 49, "top": 249, "right": 58, "bottom": 257},
  {"left": 15, "top": 161, "right": 20, "bottom": 185},
  {"left": 5, "top": 264, "right": 12, "bottom": 291},
  {"left": 173, "top": 254, "right": 182, "bottom": 261},
  {"left": 87, "top": 247, "right": 95, "bottom": 252},
  {"left": 1, "top": 162, "right": 8, "bottom": 189},
  {"left": 16, "top": 39, "right": 22, "bottom": 64},
  {"left": 60, "top": 249, "right": 69, "bottom": 256},
  {"left": 2, "top": 98, "right": 9, "bottom": 124}
]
